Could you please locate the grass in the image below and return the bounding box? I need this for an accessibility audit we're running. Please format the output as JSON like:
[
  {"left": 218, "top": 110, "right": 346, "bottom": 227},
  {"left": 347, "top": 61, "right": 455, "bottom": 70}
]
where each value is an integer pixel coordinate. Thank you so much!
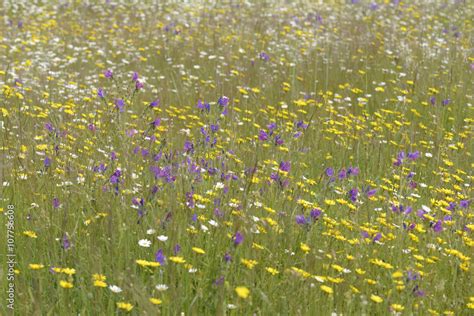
[{"left": 0, "top": 1, "right": 473, "bottom": 315}]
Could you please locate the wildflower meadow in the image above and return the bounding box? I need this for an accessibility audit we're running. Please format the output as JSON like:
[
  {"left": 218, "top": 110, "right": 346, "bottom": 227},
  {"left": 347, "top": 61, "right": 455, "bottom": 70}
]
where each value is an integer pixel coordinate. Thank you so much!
[{"left": 1, "top": 1, "right": 473, "bottom": 315}]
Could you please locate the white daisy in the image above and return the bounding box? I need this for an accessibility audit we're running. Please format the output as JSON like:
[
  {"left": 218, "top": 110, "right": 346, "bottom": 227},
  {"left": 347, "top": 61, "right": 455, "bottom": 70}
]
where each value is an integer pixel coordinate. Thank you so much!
[
  {"left": 138, "top": 239, "right": 152, "bottom": 247},
  {"left": 109, "top": 285, "right": 122, "bottom": 293},
  {"left": 156, "top": 284, "right": 169, "bottom": 291},
  {"left": 157, "top": 235, "right": 168, "bottom": 242}
]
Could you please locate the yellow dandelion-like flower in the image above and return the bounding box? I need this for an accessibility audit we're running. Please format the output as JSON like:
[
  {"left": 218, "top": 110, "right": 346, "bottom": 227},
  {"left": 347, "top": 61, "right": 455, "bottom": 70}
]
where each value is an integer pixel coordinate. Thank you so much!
[
  {"left": 29, "top": 264, "right": 44, "bottom": 270},
  {"left": 324, "top": 199, "right": 336, "bottom": 206},
  {"left": 169, "top": 256, "right": 186, "bottom": 264},
  {"left": 61, "top": 268, "right": 76, "bottom": 275},
  {"left": 192, "top": 247, "right": 206, "bottom": 254},
  {"left": 116, "top": 302, "right": 134, "bottom": 312},
  {"left": 392, "top": 271, "right": 403, "bottom": 278},
  {"left": 320, "top": 285, "right": 333, "bottom": 294},
  {"left": 265, "top": 267, "right": 279, "bottom": 275},
  {"left": 370, "top": 294, "right": 383, "bottom": 303},
  {"left": 350, "top": 286, "right": 360, "bottom": 293},
  {"left": 94, "top": 280, "right": 107, "bottom": 288},
  {"left": 149, "top": 298, "right": 162, "bottom": 305},
  {"left": 241, "top": 258, "right": 258, "bottom": 269},
  {"left": 235, "top": 286, "right": 250, "bottom": 299},
  {"left": 300, "top": 242, "right": 310, "bottom": 253},
  {"left": 59, "top": 280, "right": 73, "bottom": 289},
  {"left": 136, "top": 259, "right": 160, "bottom": 268},
  {"left": 23, "top": 231, "right": 37, "bottom": 238},
  {"left": 93, "top": 274, "right": 106, "bottom": 281},
  {"left": 391, "top": 304, "right": 404, "bottom": 312}
]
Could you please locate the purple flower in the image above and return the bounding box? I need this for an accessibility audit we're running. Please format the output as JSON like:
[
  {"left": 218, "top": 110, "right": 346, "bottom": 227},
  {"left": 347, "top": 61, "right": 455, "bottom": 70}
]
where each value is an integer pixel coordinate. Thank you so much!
[
  {"left": 174, "top": 244, "right": 181, "bottom": 255},
  {"left": 115, "top": 99, "right": 125, "bottom": 112},
  {"left": 407, "top": 151, "right": 420, "bottom": 160},
  {"left": 104, "top": 69, "right": 113, "bottom": 79},
  {"left": 274, "top": 135, "right": 284, "bottom": 145},
  {"left": 347, "top": 167, "right": 359, "bottom": 176},
  {"left": 214, "top": 276, "right": 225, "bottom": 286},
  {"left": 430, "top": 96, "right": 436, "bottom": 105},
  {"left": 62, "top": 233, "right": 71, "bottom": 250},
  {"left": 442, "top": 99, "right": 450, "bottom": 106},
  {"left": 372, "top": 232, "right": 382, "bottom": 242},
  {"left": 403, "top": 206, "right": 413, "bottom": 215},
  {"left": 97, "top": 88, "right": 105, "bottom": 98},
  {"left": 224, "top": 253, "right": 232, "bottom": 263},
  {"left": 433, "top": 220, "right": 443, "bottom": 233},
  {"left": 459, "top": 200, "right": 470, "bottom": 208},
  {"left": 184, "top": 140, "right": 194, "bottom": 153},
  {"left": 447, "top": 202, "right": 456, "bottom": 211},
  {"left": 310, "top": 209, "right": 322, "bottom": 220},
  {"left": 53, "top": 198, "right": 60, "bottom": 209},
  {"left": 295, "top": 215, "right": 307, "bottom": 225},
  {"left": 267, "top": 122, "right": 277, "bottom": 131},
  {"left": 366, "top": 188, "right": 377, "bottom": 198},
  {"left": 233, "top": 231, "right": 244, "bottom": 246},
  {"left": 279, "top": 161, "right": 291, "bottom": 172},
  {"left": 210, "top": 124, "right": 219, "bottom": 133},
  {"left": 338, "top": 168, "right": 347, "bottom": 180},
  {"left": 45, "top": 122, "right": 54, "bottom": 132},
  {"left": 197, "top": 99, "right": 210, "bottom": 112},
  {"left": 155, "top": 249, "right": 166, "bottom": 264},
  {"left": 110, "top": 169, "right": 121, "bottom": 184},
  {"left": 44, "top": 157, "right": 51, "bottom": 168},
  {"left": 149, "top": 99, "right": 160, "bottom": 107},
  {"left": 416, "top": 209, "right": 427, "bottom": 219},
  {"left": 218, "top": 96, "right": 229, "bottom": 107},
  {"left": 348, "top": 188, "right": 358, "bottom": 202},
  {"left": 135, "top": 80, "right": 144, "bottom": 90},
  {"left": 296, "top": 120, "right": 308, "bottom": 130},
  {"left": 258, "top": 130, "right": 268, "bottom": 141},
  {"left": 151, "top": 118, "right": 161, "bottom": 128},
  {"left": 407, "top": 270, "right": 419, "bottom": 281},
  {"left": 132, "top": 72, "right": 139, "bottom": 82},
  {"left": 325, "top": 167, "right": 334, "bottom": 177},
  {"left": 259, "top": 52, "right": 270, "bottom": 61}
]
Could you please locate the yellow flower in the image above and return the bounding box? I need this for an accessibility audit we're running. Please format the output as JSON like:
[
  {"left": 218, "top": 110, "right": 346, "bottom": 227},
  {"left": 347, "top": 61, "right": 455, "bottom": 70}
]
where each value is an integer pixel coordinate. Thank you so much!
[
  {"left": 59, "top": 280, "right": 73, "bottom": 289},
  {"left": 241, "top": 258, "right": 258, "bottom": 269},
  {"left": 136, "top": 259, "right": 160, "bottom": 268},
  {"left": 265, "top": 267, "right": 279, "bottom": 275},
  {"left": 29, "top": 264, "right": 44, "bottom": 270},
  {"left": 392, "top": 271, "right": 403, "bottom": 278},
  {"left": 370, "top": 294, "right": 383, "bottom": 303},
  {"left": 300, "top": 242, "right": 310, "bottom": 254},
  {"left": 235, "top": 286, "right": 250, "bottom": 299},
  {"left": 149, "top": 298, "right": 162, "bottom": 305},
  {"left": 320, "top": 285, "right": 333, "bottom": 294},
  {"left": 116, "top": 302, "right": 134, "bottom": 312},
  {"left": 391, "top": 304, "right": 405, "bottom": 312},
  {"left": 93, "top": 274, "right": 106, "bottom": 281},
  {"left": 192, "top": 247, "right": 206, "bottom": 254},
  {"left": 23, "top": 231, "right": 37, "bottom": 238},
  {"left": 61, "top": 268, "right": 76, "bottom": 275},
  {"left": 94, "top": 280, "right": 107, "bottom": 288},
  {"left": 169, "top": 256, "right": 186, "bottom": 264}
]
